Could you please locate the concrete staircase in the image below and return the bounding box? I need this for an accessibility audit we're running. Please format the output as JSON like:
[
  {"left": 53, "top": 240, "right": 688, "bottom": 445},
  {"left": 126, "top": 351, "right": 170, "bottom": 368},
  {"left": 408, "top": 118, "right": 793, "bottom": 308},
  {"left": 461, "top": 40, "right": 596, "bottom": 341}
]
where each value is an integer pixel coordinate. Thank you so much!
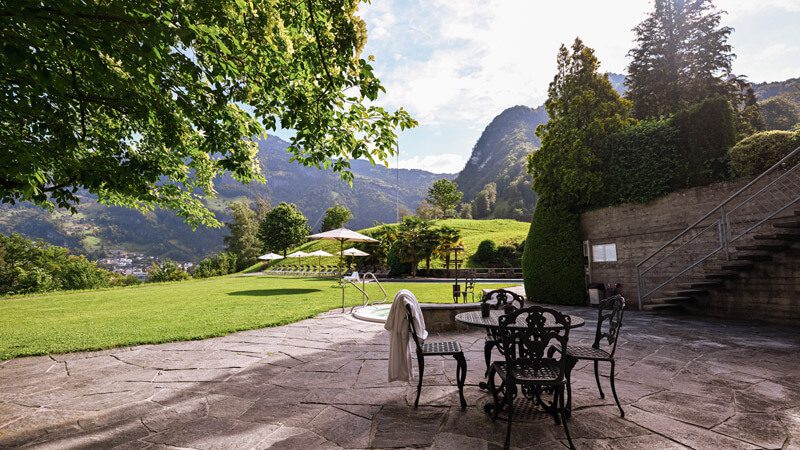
[
  {"left": 636, "top": 145, "right": 800, "bottom": 312},
  {"left": 644, "top": 209, "right": 800, "bottom": 311}
]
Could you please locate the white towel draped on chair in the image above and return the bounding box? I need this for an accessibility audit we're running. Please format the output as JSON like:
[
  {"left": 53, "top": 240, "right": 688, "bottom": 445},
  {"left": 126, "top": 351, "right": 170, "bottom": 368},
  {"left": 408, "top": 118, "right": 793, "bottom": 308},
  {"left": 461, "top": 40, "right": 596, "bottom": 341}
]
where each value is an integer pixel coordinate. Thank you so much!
[{"left": 384, "top": 289, "right": 428, "bottom": 382}]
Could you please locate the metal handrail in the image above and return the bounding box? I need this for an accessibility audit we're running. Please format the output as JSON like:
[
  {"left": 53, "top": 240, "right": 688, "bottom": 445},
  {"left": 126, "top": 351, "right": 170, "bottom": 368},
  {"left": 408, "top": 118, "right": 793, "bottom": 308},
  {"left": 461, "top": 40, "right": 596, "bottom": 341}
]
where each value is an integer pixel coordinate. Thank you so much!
[
  {"left": 636, "top": 145, "right": 800, "bottom": 309},
  {"left": 348, "top": 272, "right": 388, "bottom": 312}
]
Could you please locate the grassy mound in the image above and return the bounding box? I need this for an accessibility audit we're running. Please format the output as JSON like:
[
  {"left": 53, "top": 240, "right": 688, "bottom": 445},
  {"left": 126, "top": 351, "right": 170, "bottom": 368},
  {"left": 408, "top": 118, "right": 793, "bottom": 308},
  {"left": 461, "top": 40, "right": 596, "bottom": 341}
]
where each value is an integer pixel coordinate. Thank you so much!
[{"left": 244, "top": 218, "right": 529, "bottom": 272}]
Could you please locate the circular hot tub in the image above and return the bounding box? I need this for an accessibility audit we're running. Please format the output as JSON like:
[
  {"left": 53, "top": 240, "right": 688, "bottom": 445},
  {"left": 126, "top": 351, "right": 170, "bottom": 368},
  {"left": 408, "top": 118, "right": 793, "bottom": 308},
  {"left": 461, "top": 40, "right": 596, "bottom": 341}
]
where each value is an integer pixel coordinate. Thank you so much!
[{"left": 352, "top": 304, "right": 392, "bottom": 323}]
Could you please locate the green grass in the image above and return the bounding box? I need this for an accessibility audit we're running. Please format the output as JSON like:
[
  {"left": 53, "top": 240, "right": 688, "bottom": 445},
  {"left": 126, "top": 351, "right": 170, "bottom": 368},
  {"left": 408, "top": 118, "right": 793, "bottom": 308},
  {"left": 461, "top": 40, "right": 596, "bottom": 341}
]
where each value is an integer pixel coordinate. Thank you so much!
[
  {"left": 0, "top": 276, "right": 516, "bottom": 360},
  {"left": 244, "top": 218, "right": 529, "bottom": 272}
]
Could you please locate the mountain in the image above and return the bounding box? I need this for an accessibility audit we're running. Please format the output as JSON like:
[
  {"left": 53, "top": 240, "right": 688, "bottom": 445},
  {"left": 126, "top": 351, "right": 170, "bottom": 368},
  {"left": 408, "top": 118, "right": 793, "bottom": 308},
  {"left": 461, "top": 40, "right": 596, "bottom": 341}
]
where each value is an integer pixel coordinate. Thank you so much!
[
  {"left": 454, "top": 105, "right": 544, "bottom": 221},
  {"left": 753, "top": 77, "right": 800, "bottom": 103},
  {"left": 0, "top": 137, "right": 449, "bottom": 262},
  {"left": 455, "top": 73, "right": 628, "bottom": 221}
]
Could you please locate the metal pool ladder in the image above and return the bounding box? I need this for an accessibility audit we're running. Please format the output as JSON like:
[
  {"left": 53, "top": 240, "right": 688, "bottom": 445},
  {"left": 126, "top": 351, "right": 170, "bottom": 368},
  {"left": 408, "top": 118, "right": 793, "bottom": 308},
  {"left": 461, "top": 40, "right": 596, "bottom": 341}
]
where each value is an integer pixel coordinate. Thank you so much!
[{"left": 348, "top": 272, "right": 388, "bottom": 312}]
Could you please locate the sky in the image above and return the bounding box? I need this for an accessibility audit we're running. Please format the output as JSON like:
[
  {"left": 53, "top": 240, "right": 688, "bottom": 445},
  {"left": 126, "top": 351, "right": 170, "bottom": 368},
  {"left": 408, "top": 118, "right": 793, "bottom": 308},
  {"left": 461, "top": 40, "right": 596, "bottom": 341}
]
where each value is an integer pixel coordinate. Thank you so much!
[{"left": 276, "top": 0, "right": 800, "bottom": 174}]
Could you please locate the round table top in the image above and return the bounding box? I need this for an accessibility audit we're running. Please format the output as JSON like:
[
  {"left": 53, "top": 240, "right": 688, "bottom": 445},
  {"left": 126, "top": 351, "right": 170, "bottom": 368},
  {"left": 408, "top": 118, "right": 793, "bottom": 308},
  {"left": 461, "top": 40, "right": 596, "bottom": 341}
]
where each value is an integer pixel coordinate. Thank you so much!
[{"left": 455, "top": 309, "right": 585, "bottom": 330}]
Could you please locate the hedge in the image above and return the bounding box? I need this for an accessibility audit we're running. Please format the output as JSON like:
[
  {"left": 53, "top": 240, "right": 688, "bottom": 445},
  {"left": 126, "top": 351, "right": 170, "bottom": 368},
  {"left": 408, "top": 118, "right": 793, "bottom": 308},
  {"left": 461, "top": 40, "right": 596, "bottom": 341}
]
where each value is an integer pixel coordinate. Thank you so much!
[
  {"left": 603, "top": 119, "right": 681, "bottom": 205},
  {"left": 729, "top": 130, "right": 800, "bottom": 177},
  {"left": 672, "top": 96, "right": 737, "bottom": 187},
  {"left": 522, "top": 204, "right": 585, "bottom": 305}
]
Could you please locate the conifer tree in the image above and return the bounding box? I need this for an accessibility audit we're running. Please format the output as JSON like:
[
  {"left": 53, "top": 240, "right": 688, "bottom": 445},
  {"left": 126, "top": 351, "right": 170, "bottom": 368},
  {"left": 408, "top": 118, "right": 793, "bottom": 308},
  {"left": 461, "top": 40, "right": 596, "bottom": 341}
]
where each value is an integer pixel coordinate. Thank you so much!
[
  {"left": 626, "top": 0, "right": 737, "bottom": 119},
  {"left": 530, "top": 38, "right": 633, "bottom": 210}
]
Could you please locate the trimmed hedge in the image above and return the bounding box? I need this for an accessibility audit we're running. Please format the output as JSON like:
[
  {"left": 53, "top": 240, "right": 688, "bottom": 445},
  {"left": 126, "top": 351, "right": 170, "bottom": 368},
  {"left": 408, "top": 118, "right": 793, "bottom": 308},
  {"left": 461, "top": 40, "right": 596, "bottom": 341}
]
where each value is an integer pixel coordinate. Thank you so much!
[
  {"left": 729, "top": 130, "right": 800, "bottom": 177},
  {"left": 672, "top": 96, "right": 737, "bottom": 187},
  {"left": 603, "top": 119, "right": 681, "bottom": 205},
  {"left": 522, "top": 205, "right": 585, "bottom": 305}
]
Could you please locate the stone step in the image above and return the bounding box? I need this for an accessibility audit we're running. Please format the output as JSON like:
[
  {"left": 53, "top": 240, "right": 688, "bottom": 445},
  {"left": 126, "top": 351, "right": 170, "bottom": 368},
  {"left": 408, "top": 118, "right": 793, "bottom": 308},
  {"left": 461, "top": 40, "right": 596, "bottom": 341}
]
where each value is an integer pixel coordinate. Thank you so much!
[
  {"left": 753, "top": 233, "right": 800, "bottom": 241},
  {"left": 671, "top": 288, "right": 710, "bottom": 296},
  {"left": 735, "top": 242, "right": 790, "bottom": 252},
  {"left": 734, "top": 252, "right": 772, "bottom": 262},
  {"left": 642, "top": 302, "right": 685, "bottom": 312},
  {"left": 682, "top": 280, "right": 723, "bottom": 288},
  {"left": 703, "top": 271, "right": 741, "bottom": 280},
  {"left": 773, "top": 220, "right": 800, "bottom": 229},
  {"left": 720, "top": 261, "right": 755, "bottom": 272},
  {"left": 647, "top": 295, "right": 694, "bottom": 304}
]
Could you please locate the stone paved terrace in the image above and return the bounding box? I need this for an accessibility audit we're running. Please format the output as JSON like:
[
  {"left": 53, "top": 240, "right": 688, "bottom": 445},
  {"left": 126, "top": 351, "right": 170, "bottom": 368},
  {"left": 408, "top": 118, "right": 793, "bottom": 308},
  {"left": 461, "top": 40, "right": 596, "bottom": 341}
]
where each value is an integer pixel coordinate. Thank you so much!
[{"left": 0, "top": 306, "right": 799, "bottom": 449}]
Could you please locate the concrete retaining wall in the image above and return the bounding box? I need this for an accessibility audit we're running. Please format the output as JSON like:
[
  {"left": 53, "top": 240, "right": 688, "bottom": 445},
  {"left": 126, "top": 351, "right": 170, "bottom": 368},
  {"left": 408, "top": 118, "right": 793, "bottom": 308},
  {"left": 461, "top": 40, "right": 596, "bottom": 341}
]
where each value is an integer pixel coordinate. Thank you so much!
[{"left": 581, "top": 172, "right": 800, "bottom": 323}]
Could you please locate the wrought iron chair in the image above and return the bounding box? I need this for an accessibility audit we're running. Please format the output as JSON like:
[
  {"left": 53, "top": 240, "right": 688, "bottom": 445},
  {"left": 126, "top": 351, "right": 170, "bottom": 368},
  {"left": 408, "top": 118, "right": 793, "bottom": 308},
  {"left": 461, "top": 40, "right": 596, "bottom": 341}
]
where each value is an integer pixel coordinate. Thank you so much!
[
  {"left": 405, "top": 305, "right": 467, "bottom": 409},
  {"left": 565, "top": 294, "right": 626, "bottom": 417},
  {"left": 481, "top": 289, "right": 525, "bottom": 375},
  {"left": 486, "top": 306, "right": 575, "bottom": 450}
]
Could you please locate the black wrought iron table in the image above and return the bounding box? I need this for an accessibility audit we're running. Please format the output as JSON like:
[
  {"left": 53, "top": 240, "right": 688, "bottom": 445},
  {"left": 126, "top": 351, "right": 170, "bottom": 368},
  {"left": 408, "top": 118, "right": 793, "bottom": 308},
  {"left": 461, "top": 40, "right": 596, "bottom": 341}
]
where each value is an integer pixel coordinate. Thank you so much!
[
  {"left": 455, "top": 309, "right": 585, "bottom": 330},
  {"left": 455, "top": 309, "right": 585, "bottom": 422}
]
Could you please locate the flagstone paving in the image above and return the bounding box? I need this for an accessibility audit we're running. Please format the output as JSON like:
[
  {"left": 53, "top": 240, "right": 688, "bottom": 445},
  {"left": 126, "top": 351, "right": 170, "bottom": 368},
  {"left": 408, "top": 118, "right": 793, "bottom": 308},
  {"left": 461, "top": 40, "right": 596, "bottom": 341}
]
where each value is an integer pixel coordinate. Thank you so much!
[{"left": 1, "top": 306, "right": 798, "bottom": 449}]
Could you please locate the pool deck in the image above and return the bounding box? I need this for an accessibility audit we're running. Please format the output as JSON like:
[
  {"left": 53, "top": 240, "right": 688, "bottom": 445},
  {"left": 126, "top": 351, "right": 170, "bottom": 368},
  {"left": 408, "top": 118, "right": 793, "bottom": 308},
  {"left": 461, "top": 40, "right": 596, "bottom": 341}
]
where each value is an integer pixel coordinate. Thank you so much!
[{"left": 1, "top": 306, "right": 799, "bottom": 448}]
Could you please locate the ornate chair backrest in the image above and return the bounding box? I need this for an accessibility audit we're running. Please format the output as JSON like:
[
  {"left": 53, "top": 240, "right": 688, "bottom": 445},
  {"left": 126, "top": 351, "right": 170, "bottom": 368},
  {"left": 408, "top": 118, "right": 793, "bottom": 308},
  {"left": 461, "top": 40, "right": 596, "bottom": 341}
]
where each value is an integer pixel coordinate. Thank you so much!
[
  {"left": 481, "top": 288, "right": 524, "bottom": 311},
  {"left": 405, "top": 304, "right": 424, "bottom": 353},
  {"left": 593, "top": 295, "right": 626, "bottom": 357},
  {"left": 496, "top": 306, "right": 571, "bottom": 382}
]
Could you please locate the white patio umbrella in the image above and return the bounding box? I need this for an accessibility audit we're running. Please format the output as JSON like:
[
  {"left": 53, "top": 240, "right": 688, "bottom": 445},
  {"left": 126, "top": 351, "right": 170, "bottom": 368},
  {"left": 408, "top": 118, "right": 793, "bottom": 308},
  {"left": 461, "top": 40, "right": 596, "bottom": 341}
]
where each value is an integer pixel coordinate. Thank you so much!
[
  {"left": 307, "top": 249, "right": 333, "bottom": 266},
  {"left": 339, "top": 248, "right": 370, "bottom": 257},
  {"left": 308, "top": 228, "right": 378, "bottom": 310},
  {"left": 285, "top": 250, "right": 309, "bottom": 264},
  {"left": 257, "top": 252, "right": 284, "bottom": 261}
]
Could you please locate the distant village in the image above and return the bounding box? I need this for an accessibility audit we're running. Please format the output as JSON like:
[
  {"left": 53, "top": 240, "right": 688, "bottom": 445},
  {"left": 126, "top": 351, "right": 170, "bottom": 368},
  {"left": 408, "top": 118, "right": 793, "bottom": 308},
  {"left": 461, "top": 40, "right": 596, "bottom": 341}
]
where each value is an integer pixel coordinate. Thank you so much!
[{"left": 95, "top": 250, "right": 193, "bottom": 279}]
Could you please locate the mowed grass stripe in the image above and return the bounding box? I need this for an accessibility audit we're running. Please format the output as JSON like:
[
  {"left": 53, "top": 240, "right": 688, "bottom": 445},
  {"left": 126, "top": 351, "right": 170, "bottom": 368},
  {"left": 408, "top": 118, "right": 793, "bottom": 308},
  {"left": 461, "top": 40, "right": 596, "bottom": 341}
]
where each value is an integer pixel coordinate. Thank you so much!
[{"left": 0, "top": 276, "right": 515, "bottom": 360}]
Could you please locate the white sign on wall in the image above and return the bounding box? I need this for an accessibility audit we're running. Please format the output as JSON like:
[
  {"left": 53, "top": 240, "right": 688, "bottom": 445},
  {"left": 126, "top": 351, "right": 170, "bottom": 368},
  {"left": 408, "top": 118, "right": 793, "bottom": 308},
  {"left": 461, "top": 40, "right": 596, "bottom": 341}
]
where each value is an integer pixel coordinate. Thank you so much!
[{"left": 592, "top": 243, "right": 617, "bottom": 262}]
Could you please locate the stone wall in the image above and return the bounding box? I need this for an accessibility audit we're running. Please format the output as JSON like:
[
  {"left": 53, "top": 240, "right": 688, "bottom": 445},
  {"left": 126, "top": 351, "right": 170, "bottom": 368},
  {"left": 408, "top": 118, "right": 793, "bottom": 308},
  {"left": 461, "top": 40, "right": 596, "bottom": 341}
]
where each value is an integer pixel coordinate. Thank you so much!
[
  {"left": 581, "top": 172, "right": 799, "bottom": 322},
  {"left": 696, "top": 246, "right": 800, "bottom": 325}
]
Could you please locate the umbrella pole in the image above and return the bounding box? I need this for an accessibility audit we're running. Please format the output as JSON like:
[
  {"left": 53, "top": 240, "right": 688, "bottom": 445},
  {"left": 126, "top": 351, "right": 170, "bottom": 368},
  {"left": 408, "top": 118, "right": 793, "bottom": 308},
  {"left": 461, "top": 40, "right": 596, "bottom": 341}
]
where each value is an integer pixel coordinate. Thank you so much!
[{"left": 340, "top": 240, "right": 345, "bottom": 312}]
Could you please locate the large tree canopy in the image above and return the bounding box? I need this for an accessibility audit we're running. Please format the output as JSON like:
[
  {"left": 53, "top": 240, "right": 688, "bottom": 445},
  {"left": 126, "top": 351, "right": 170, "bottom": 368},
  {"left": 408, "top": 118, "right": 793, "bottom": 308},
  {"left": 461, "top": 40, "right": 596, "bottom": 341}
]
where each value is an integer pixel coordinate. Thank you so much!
[
  {"left": 529, "top": 38, "right": 633, "bottom": 210},
  {"left": 626, "top": 0, "right": 740, "bottom": 119},
  {"left": 1, "top": 0, "right": 416, "bottom": 228}
]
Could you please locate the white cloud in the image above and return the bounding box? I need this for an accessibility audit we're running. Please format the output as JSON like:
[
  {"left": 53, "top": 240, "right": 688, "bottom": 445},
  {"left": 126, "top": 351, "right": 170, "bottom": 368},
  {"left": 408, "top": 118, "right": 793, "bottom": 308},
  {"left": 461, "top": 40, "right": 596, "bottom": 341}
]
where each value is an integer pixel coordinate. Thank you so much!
[
  {"left": 392, "top": 153, "right": 467, "bottom": 174},
  {"left": 359, "top": 0, "right": 800, "bottom": 169}
]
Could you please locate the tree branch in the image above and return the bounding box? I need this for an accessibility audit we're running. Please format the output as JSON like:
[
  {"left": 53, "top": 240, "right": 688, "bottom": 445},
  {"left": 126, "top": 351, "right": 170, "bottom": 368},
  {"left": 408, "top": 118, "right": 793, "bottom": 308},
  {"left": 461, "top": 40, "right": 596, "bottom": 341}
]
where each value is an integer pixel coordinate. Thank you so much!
[{"left": 305, "top": 0, "right": 335, "bottom": 93}]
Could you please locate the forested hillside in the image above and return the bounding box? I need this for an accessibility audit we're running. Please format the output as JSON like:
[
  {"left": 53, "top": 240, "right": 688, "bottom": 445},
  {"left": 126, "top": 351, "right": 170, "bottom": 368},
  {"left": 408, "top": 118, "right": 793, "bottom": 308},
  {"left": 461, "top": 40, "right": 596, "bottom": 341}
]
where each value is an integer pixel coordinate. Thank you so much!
[{"left": 0, "top": 137, "right": 449, "bottom": 261}]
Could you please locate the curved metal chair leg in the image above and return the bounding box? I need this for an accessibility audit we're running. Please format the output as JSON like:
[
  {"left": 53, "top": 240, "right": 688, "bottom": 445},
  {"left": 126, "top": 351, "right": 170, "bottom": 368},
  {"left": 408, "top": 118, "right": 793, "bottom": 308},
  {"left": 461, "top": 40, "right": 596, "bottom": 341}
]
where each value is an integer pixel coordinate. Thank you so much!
[
  {"left": 593, "top": 360, "right": 605, "bottom": 399},
  {"left": 559, "top": 386, "right": 576, "bottom": 450},
  {"left": 483, "top": 339, "right": 495, "bottom": 376},
  {"left": 610, "top": 360, "right": 624, "bottom": 417},
  {"left": 565, "top": 367, "right": 573, "bottom": 418},
  {"left": 454, "top": 353, "right": 467, "bottom": 409},
  {"left": 504, "top": 381, "right": 515, "bottom": 450},
  {"left": 415, "top": 354, "right": 424, "bottom": 408},
  {"left": 486, "top": 366, "right": 501, "bottom": 421}
]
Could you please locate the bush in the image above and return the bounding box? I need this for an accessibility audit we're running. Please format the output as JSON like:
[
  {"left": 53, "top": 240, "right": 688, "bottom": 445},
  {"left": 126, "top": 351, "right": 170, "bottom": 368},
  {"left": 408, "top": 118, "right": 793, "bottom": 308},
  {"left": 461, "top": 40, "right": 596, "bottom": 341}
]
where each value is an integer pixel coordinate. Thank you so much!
[
  {"left": 729, "top": 130, "right": 800, "bottom": 177},
  {"left": 761, "top": 96, "right": 800, "bottom": 131},
  {"left": 522, "top": 205, "right": 585, "bottom": 305},
  {"left": 473, "top": 240, "right": 497, "bottom": 265},
  {"left": 146, "top": 260, "right": 190, "bottom": 282},
  {"left": 193, "top": 252, "right": 238, "bottom": 278},
  {"left": 603, "top": 119, "right": 681, "bottom": 205},
  {"left": 672, "top": 96, "right": 737, "bottom": 187},
  {"left": 386, "top": 245, "right": 411, "bottom": 277},
  {"left": 0, "top": 233, "right": 113, "bottom": 295}
]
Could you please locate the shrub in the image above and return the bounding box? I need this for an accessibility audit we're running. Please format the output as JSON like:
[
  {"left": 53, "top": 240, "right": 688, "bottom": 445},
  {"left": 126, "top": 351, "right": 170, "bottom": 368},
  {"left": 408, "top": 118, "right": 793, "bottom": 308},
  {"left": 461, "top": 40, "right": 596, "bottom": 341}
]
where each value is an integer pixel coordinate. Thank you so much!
[
  {"left": 761, "top": 96, "right": 800, "bottom": 131},
  {"left": 672, "top": 96, "right": 737, "bottom": 187},
  {"left": 729, "top": 130, "right": 800, "bottom": 177},
  {"left": 603, "top": 119, "right": 681, "bottom": 205},
  {"left": 473, "top": 240, "right": 497, "bottom": 265},
  {"left": 146, "top": 260, "right": 190, "bottom": 282},
  {"left": 0, "top": 233, "right": 113, "bottom": 295},
  {"left": 193, "top": 252, "right": 239, "bottom": 278},
  {"left": 386, "top": 245, "right": 411, "bottom": 277},
  {"left": 522, "top": 205, "right": 585, "bottom": 305}
]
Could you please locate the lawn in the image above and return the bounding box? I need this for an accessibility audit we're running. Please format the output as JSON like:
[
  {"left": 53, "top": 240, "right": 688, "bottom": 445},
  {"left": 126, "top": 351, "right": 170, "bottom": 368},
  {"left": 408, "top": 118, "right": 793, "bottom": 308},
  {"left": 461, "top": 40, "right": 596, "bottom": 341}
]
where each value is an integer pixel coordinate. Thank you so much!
[
  {"left": 246, "top": 218, "right": 530, "bottom": 272},
  {"left": 0, "top": 276, "right": 516, "bottom": 360}
]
